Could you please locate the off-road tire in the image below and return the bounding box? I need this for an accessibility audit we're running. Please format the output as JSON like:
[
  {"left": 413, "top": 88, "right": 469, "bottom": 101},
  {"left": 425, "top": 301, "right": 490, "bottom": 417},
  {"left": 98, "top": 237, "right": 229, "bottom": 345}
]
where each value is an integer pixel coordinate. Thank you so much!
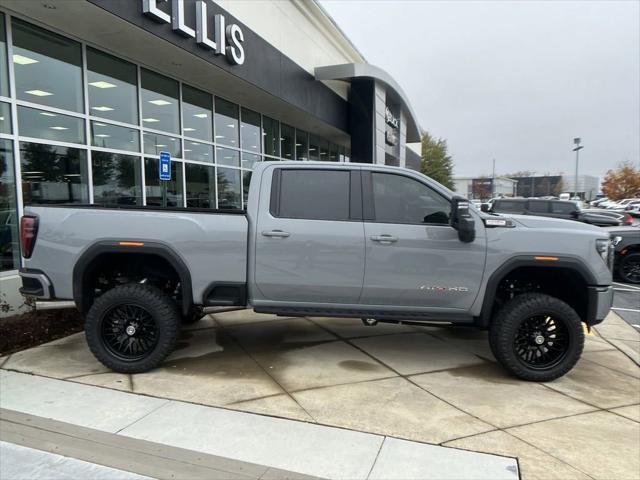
[
  {"left": 618, "top": 252, "right": 640, "bottom": 284},
  {"left": 489, "top": 293, "right": 584, "bottom": 381},
  {"left": 85, "top": 283, "right": 180, "bottom": 373}
]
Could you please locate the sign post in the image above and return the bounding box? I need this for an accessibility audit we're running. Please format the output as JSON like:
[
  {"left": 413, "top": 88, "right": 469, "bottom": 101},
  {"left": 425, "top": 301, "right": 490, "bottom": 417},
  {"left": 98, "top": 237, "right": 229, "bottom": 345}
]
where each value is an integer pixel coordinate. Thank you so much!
[{"left": 159, "top": 151, "right": 171, "bottom": 181}]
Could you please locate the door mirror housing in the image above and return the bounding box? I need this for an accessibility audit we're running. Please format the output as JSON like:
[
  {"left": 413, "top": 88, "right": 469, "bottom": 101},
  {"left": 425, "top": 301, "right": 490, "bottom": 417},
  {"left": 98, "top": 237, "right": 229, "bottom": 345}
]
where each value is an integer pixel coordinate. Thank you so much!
[
  {"left": 451, "top": 197, "right": 476, "bottom": 243},
  {"left": 480, "top": 203, "right": 490, "bottom": 213}
]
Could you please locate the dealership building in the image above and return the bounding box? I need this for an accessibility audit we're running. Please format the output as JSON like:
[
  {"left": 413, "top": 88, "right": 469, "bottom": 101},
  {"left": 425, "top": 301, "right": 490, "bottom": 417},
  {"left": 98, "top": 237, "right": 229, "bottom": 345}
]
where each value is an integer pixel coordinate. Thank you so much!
[{"left": 0, "top": 0, "right": 422, "bottom": 313}]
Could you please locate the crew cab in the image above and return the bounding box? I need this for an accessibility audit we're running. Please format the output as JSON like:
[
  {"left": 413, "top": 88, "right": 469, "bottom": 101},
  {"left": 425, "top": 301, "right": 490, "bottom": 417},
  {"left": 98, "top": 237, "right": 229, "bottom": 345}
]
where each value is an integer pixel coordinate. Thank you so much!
[{"left": 19, "top": 162, "right": 614, "bottom": 381}]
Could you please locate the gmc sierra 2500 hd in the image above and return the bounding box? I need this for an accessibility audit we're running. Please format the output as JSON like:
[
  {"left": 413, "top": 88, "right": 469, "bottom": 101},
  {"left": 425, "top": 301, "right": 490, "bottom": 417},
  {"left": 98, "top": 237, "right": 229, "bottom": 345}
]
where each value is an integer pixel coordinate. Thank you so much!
[{"left": 19, "top": 162, "right": 614, "bottom": 381}]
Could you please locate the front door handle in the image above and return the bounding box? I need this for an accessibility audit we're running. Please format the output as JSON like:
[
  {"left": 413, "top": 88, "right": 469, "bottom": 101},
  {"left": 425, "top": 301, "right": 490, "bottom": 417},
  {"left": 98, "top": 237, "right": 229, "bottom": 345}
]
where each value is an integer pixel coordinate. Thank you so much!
[
  {"left": 370, "top": 234, "right": 398, "bottom": 244},
  {"left": 262, "top": 230, "right": 291, "bottom": 238}
]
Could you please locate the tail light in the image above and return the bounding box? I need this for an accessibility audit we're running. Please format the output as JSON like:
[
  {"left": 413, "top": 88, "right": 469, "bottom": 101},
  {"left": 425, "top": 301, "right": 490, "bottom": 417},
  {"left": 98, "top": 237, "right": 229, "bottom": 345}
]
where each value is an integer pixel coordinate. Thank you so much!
[
  {"left": 20, "top": 215, "right": 39, "bottom": 259},
  {"left": 624, "top": 213, "right": 633, "bottom": 225}
]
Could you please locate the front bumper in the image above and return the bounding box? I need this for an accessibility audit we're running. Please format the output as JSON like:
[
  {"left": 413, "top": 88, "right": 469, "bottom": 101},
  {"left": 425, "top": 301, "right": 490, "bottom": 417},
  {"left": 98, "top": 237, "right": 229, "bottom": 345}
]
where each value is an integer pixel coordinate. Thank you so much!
[
  {"left": 586, "top": 285, "right": 614, "bottom": 326},
  {"left": 19, "top": 268, "right": 54, "bottom": 299}
]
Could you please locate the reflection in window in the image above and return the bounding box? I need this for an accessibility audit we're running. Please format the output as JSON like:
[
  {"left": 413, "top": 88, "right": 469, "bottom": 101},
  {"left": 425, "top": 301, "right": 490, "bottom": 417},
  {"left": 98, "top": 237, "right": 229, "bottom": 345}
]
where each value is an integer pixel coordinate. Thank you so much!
[
  {"left": 281, "top": 124, "right": 294, "bottom": 160},
  {"left": 241, "top": 153, "right": 260, "bottom": 170},
  {"left": 91, "top": 121, "right": 139, "bottom": 152},
  {"left": 144, "top": 157, "right": 183, "bottom": 207},
  {"left": 87, "top": 47, "right": 138, "bottom": 124},
  {"left": 215, "top": 97, "right": 238, "bottom": 147},
  {"left": 372, "top": 172, "right": 451, "bottom": 225},
  {"left": 295, "top": 130, "right": 308, "bottom": 161},
  {"left": 240, "top": 108, "right": 261, "bottom": 153},
  {"left": 318, "top": 138, "right": 329, "bottom": 160},
  {"left": 143, "top": 132, "right": 181, "bottom": 158},
  {"left": 12, "top": 19, "right": 83, "bottom": 112},
  {"left": 0, "top": 13, "right": 8, "bottom": 97},
  {"left": 328, "top": 144, "right": 339, "bottom": 162},
  {"left": 0, "top": 140, "right": 20, "bottom": 271},
  {"left": 184, "top": 140, "right": 213, "bottom": 162},
  {"left": 18, "top": 106, "right": 85, "bottom": 144},
  {"left": 217, "top": 167, "right": 242, "bottom": 210},
  {"left": 185, "top": 163, "right": 216, "bottom": 208},
  {"left": 242, "top": 170, "right": 252, "bottom": 208},
  {"left": 182, "top": 85, "right": 212, "bottom": 141},
  {"left": 262, "top": 116, "right": 279, "bottom": 157},
  {"left": 0, "top": 102, "right": 11, "bottom": 134},
  {"left": 216, "top": 146, "right": 239, "bottom": 168},
  {"left": 92, "top": 152, "right": 142, "bottom": 206},
  {"left": 141, "top": 69, "right": 179, "bottom": 133},
  {"left": 20, "top": 142, "right": 89, "bottom": 205},
  {"left": 308, "top": 135, "right": 319, "bottom": 161}
]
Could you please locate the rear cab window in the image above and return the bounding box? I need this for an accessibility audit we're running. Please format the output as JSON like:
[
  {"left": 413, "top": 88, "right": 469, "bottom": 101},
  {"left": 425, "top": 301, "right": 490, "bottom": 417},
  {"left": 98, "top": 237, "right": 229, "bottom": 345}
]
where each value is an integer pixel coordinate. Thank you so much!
[
  {"left": 493, "top": 200, "right": 525, "bottom": 213},
  {"left": 551, "top": 201, "right": 577, "bottom": 214},
  {"left": 527, "top": 200, "right": 550, "bottom": 213}
]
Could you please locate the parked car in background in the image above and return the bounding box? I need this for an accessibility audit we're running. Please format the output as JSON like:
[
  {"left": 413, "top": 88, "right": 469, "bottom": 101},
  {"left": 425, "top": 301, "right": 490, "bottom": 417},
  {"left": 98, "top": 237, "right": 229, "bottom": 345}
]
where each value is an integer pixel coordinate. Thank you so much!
[
  {"left": 606, "top": 225, "right": 640, "bottom": 284},
  {"left": 485, "top": 199, "right": 622, "bottom": 227},
  {"left": 581, "top": 209, "right": 634, "bottom": 226}
]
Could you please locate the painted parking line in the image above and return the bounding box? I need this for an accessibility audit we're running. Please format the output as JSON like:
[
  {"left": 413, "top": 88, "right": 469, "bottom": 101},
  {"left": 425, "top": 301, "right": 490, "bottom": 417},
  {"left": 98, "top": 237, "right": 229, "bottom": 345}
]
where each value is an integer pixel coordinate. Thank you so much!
[
  {"left": 613, "top": 282, "right": 640, "bottom": 290},
  {"left": 613, "top": 288, "right": 640, "bottom": 293},
  {"left": 611, "top": 307, "right": 640, "bottom": 313}
]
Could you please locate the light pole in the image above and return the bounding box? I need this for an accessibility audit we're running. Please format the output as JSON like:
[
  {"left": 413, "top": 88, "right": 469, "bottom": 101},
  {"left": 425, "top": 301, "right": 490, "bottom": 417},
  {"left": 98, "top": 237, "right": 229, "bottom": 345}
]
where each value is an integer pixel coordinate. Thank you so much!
[{"left": 572, "top": 138, "right": 583, "bottom": 199}]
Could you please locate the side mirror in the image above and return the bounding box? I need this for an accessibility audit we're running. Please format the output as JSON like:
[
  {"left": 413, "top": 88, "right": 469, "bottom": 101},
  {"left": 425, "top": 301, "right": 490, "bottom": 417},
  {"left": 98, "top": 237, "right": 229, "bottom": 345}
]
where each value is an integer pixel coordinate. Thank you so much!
[
  {"left": 451, "top": 197, "right": 476, "bottom": 243},
  {"left": 480, "top": 203, "right": 490, "bottom": 213}
]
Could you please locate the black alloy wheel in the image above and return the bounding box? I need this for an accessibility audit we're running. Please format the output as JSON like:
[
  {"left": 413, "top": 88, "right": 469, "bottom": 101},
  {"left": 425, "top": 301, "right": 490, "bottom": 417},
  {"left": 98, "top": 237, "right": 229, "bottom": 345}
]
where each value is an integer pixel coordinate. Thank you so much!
[
  {"left": 619, "top": 253, "right": 640, "bottom": 284},
  {"left": 101, "top": 304, "right": 159, "bottom": 361},
  {"left": 513, "top": 314, "right": 569, "bottom": 370}
]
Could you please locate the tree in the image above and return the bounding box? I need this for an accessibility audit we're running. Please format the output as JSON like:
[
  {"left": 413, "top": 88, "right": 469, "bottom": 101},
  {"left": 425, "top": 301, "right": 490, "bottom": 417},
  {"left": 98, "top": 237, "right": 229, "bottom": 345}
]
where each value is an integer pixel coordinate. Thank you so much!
[
  {"left": 601, "top": 162, "right": 640, "bottom": 201},
  {"left": 420, "top": 132, "right": 454, "bottom": 189}
]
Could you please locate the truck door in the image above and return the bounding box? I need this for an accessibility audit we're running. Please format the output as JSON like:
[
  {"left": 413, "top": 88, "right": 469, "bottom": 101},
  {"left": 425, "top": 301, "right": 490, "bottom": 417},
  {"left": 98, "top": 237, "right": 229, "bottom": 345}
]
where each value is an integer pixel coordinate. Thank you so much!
[
  {"left": 360, "top": 171, "right": 486, "bottom": 310},
  {"left": 253, "top": 167, "right": 365, "bottom": 303}
]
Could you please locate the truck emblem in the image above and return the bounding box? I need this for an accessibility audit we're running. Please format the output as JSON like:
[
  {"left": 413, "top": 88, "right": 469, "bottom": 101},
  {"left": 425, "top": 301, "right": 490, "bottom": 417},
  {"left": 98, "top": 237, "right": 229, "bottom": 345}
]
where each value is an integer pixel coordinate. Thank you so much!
[{"left": 419, "top": 285, "right": 469, "bottom": 293}]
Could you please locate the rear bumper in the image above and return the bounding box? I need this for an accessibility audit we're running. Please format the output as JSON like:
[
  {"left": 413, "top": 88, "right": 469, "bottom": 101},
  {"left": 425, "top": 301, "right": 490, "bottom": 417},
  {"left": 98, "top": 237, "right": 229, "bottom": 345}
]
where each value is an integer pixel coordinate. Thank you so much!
[
  {"left": 19, "top": 268, "right": 54, "bottom": 299},
  {"left": 586, "top": 285, "right": 613, "bottom": 326}
]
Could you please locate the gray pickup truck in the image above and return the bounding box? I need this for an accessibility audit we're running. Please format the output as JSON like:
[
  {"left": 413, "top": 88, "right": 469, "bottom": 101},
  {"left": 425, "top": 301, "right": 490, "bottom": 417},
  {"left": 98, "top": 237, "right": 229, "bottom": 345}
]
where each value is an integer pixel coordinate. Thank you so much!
[{"left": 19, "top": 162, "right": 614, "bottom": 381}]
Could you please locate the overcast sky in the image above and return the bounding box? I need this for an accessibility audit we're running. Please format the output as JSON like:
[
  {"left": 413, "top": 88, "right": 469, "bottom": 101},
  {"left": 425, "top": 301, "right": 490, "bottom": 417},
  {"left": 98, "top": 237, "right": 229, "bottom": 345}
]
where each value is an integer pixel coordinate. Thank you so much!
[{"left": 320, "top": 0, "right": 640, "bottom": 179}]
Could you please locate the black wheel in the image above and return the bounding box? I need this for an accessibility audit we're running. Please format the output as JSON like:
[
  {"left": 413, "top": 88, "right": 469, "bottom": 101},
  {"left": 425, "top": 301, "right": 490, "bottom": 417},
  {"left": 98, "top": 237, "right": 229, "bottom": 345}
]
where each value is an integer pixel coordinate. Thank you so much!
[
  {"left": 85, "top": 283, "right": 180, "bottom": 373},
  {"left": 618, "top": 252, "right": 640, "bottom": 284},
  {"left": 489, "top": 293, "right": 584, "bottom": 381}
]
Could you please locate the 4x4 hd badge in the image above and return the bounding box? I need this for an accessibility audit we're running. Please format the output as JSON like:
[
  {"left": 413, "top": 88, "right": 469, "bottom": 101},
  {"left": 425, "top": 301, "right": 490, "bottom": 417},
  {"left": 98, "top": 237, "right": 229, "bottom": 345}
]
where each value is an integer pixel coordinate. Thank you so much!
[{"left": 420, "top": 285, "right": 469, "bottom": 293}]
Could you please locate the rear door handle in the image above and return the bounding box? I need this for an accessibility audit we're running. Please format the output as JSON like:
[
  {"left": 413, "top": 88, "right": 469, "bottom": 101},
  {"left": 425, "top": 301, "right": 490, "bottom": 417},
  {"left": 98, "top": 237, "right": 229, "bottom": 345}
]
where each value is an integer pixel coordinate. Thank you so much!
[
  {"left": 370, "top": 234, "right": 398, "bottom": 244},
  {"left": 261, "top": 230, "right": 290, "bottom": 238}
]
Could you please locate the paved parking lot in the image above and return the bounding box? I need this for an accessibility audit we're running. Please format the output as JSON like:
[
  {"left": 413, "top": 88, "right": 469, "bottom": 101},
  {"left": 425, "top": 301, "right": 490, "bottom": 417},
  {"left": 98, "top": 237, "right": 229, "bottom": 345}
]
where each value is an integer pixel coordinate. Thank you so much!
[
  {"left": 1, "top": 310, "right": 639, "bottom": 480},
  {"left": 612, "top": 281, "right": 640, "bottom": 330}
]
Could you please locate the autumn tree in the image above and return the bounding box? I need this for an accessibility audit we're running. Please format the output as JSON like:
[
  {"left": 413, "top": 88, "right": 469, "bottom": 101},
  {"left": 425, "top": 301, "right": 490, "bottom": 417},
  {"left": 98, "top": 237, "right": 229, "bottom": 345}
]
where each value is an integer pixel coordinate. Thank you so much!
[
  {"left": 601, "top": 162, "right": 640, "bottom": 201},
  {"left": 420, "top": 131, "right": 454, "bottom": 189}
]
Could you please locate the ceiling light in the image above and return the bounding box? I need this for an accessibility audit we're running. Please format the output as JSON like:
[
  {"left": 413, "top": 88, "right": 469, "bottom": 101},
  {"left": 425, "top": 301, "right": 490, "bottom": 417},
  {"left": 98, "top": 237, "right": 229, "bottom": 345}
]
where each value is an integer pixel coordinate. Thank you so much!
[
  {"left": 95, "top": 134, "right": 111, "bottom": 138},
  {"left": 183, "top": 127, "right": 195, "bottom": 132},
  {"left": 193, "top": 113, "right": 208, "bottom": 118},
  {"left": 295, "top": 143, "right": 302, "bottom": 147},
  {"left": 37, "top": 112, "right": 56, "bottom": 118},
  {"left": 156, "top": 144, "right": 167, "bottom": 147},
  {"left": 203, "top": 153, "right": 209, "bottom": 156},
  {"left": 0, "top": 117, "right": 3, "bottom": 121},
  {"left": 191, "top": 142, "right": 201, "bottom": 146},
  {"left": 42, "top": 3, "right": 57, "bottom": 9},
  {"left": 50, "top": 126, "right": 68, "bottom": 130},
  {"left": 227, "top": 124, "right": 235, "bottom": 128},
  {"left": 92, "top": 106, "right": 114, "bottom": 112},
  {"left": 215, "top": 135, "right": 224, "bottom": 139},
  {"left": 184, "top": 149, "right": 192, "bottom": 152},
  {"left": 25, "top": 89, "right": 52, "bottom": 97},
  {"left": 89, "top": 81, "right": 117, "bottom": 89},
  {"left": 13, "top": 54, "right": 38, "bottom": 65},
  {"left": 149, "top": 99, "right": 172, "bottom": 106},
  {"left": 23, "top": 171, "right": 44, "bottom": 174},
  {"left": 93, "top": 122, "right": 106, "bottom": 127},
  {"left": 143, "top": 118, "right": 159, "bottom": 123}
]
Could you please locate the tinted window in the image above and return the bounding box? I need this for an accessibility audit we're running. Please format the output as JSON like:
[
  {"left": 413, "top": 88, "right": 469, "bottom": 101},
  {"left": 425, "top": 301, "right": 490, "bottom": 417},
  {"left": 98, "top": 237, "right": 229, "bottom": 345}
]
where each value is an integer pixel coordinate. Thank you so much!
[
  {"left": 217, "top": 167, "right": 242, "bottom": 210},
  {"left": 493, "top": 200, "right": 525, "bottom": 213},
  {"left": 144, "top": 157, "right": 183, "bottom": 207},
  {"left": 18, "top": 106, "right": 85, "bottom": 144},
  {"left": 552, "top": 202, "right": 577, "bottom": 214},
  {"left": 276, "top": 169, "right": 350, "bottom": 221},
  {"left": 182, "top": 84, "right": 212, "bottom": 141},
  {"left": 1, "top": 139, "right": 20, "bottom": 272},
  {"left": 92, "top": 152, "right": 142, "bottom": 206},
  {"left": 262, "top": 116, "right": 279, "bottom": 157},
  {"left": 372, "top": 173, "right": 450, "bottom": 225},
  {"left": 0, "top": 102, "right": 11, "bottom": 134},
  {"left": 240, "top": 108, "right": 261, "bottom": 153},
  {"left": 214, "top": 97, "right": 238, "bottom": 147},
  {"left": 185, "top": 163, "right": 216, "bottom": 208},
  {"left": 0, "top": 13, "right": 8, "bottom": 97},
  {"left": 528, "top": 200, "right": 549, "bottom": 213},
  {"left": 141, "top": 69, "right": 180, "bottom": 133},
  {"left": 91, "top": 121, "right": 139, "bottom": 152}
]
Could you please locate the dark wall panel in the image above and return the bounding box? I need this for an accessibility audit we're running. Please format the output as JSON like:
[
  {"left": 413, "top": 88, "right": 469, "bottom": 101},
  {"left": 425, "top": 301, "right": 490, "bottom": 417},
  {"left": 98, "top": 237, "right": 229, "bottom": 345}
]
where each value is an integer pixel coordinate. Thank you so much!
[{"left": 348, "top": 78, "right": 374, "bottom": 164}]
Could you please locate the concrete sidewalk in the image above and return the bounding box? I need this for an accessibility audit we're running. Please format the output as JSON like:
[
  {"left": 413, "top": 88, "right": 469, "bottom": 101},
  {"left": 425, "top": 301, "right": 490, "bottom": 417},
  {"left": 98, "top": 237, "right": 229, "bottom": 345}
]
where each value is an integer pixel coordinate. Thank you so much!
[
  {"left": 1, "top": 310, "right": 638, "bottom": 479},
  {"left": 0, "top": 370, "right": 518, "bottom": 480}
]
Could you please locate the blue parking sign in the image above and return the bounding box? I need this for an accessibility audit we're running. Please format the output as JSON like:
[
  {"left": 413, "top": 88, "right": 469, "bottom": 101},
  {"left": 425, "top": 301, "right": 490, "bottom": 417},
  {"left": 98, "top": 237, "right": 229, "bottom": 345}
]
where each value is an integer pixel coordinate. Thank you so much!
[{"left": 159, "top": 151, "right": 171, "bottom": 181}]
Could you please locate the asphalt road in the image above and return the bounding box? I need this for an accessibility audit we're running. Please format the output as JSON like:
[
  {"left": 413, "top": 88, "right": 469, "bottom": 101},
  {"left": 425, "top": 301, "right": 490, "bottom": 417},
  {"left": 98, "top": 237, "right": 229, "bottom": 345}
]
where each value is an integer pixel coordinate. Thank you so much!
[{"left": 612, "top": 281, "right": 640, "bottom": 331}]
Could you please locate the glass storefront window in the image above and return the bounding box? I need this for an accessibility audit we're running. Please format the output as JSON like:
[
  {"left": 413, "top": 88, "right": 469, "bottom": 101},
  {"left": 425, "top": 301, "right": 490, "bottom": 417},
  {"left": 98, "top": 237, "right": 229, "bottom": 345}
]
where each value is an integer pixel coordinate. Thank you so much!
[
  {"left": 318, "top": 138, "right": 329, "bottom": 160},
  {"left": 242, "top": 170, "right": 252, "bottom": 208},
  {"left": 295, "top": 130, "right": 308, "bottom": 161},
  {"left": 12, "top": 19, "right": 83, "bottom": 112},
  {"left": 141, "top": 69, "right": 179, "bottom": 133},
  {"left": 87, "top": 47, "right": 138, "bottom": 125},
  {"left": 281, "top": 124, "right": 294, "bottom": 160},
  {"left": 0, "top": 139, "right": 20, "bottom": 272},
  {"left": 92, "top": 152, "right": 142, "bottom": 206},
  {"left": 18, "top": 106, "right": 85, "bottom": 144},
  {"left": 217, "top": 167, "right": 241, "bottom": 210},
  {"left": 184, "top": 140, "right": 213, "bottom": 162},
  {"left": 20, "top": 142, "right": 89, "bottom": 205},
  {"left": 240, "top": 108, "right": 260, "bottom": 153},
  {"left": 308, "top": 134, "right": 319, "bottom": 161},
  {"left": 0, "top": 102, "right": 11, "bottom": 134},
  {"left": 1, "top": 13, "right": 8, "bottom": 98},
  {"left": 214, "top": 97, "right": 238, "bottom": 147},
  {"left": 143, "top": 132, "right": 181, "bottom": 158},
  {"left": 328, "top": 143, "right": 339, "bottom": 162},
  {"left": 144, "top": 157, "right": 183, "bottom": 207},
  {"left": 185, "top": 163, "right": 216, "bottom": 208},
  {"left": 241, "top": 152, "right": 259, "bottom": 170},
  {"left": 262, "top": 116, "right": 279, "bottom": 157},
  {"left": 216, "top": 146, "right": 239, "bottom": 168},
  {"left": 182, "top": 84, "right": 212, "bottom": 141},
  {"left": 91, "top": 121, "right": 139, "bottom": 152}
]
